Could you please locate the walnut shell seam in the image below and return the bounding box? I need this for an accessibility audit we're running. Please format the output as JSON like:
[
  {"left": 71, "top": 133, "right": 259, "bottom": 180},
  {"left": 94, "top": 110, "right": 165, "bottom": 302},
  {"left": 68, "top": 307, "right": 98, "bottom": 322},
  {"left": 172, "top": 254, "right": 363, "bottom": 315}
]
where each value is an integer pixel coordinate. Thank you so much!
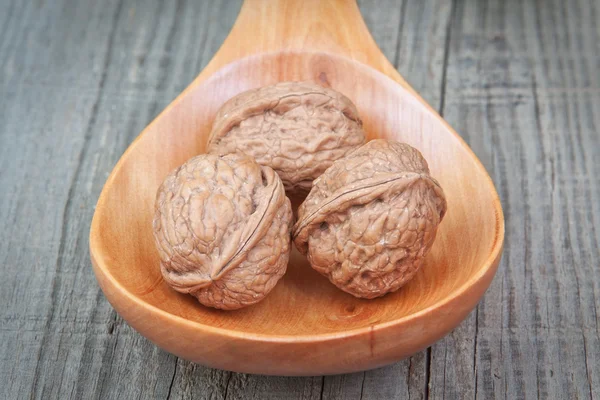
[{"left": 292, "top": 172, "right": 445, "bottom": 254}]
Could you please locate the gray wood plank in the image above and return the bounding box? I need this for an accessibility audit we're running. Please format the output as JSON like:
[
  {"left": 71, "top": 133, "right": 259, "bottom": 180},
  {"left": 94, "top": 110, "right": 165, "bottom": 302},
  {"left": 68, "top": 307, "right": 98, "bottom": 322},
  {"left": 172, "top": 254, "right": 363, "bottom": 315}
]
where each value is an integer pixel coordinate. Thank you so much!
[
  {"left": 0, "top": 0, "right": 129, "bottom": 397},
  {"left": 432, "top": 0, "right": 600, "bottom": 399}
]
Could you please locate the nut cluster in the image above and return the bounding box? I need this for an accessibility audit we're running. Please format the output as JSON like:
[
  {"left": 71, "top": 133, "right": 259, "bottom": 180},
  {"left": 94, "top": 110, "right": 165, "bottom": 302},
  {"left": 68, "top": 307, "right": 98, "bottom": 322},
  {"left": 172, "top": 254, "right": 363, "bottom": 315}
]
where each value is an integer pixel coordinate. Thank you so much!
[{"left": 153, "top": 81, "right": 446, "bottom": 309}]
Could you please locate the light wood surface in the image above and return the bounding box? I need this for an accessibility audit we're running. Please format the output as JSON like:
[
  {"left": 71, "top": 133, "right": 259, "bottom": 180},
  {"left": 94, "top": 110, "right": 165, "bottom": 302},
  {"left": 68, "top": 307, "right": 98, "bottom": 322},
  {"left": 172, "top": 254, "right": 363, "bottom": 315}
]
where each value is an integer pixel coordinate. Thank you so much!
[
  {"left": 1, "top": 0, "right": 598, "bottom": 397},
  {"left": 89, "top": 0, "right": 503, "bottom": 375}
]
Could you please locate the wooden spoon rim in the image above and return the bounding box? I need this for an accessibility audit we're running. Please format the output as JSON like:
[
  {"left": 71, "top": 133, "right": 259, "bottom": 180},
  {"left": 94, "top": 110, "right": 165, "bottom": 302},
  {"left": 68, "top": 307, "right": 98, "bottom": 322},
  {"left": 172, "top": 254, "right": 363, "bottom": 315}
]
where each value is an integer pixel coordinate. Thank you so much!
[
  {"left": 89, "top": 50, "right": 505, "bottom": 342},
  {"left": 91, "top": 243, "right": 503, "bottom": 343}
]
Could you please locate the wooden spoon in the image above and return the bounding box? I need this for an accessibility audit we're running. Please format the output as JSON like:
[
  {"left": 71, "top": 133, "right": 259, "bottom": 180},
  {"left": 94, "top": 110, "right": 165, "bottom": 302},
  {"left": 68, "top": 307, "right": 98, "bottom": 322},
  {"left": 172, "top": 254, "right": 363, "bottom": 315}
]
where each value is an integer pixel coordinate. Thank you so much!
[{"left": 90, "top": 0, "right": 504, "bottom": 375}]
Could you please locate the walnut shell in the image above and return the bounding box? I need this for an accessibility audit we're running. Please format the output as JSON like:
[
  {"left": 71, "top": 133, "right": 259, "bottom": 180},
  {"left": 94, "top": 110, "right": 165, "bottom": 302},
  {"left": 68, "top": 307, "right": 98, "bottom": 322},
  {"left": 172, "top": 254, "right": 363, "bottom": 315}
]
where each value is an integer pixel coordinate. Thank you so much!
[
  {"left": 206, "top": 81, "right": 366, "bottom": 194},
  {"left": 153, "top": 153, "right": 293, "bottom": 310},
  {"left": 293, "top": 139, "right": 447, "bottom": 299}
]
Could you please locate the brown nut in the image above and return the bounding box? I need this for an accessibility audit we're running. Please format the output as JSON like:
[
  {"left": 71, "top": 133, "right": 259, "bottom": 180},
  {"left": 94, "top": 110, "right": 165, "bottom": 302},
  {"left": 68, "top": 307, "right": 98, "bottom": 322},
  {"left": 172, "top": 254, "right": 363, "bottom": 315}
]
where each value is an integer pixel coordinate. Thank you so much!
[
  {"left": 293, "top": 139, "right": 447, "bottom": 299},
  {"left": 153, "top": 153, "right": 293, "bottom": 310},
  {"left": 206, "top": 81, "right": 366, "bottom": 194}
]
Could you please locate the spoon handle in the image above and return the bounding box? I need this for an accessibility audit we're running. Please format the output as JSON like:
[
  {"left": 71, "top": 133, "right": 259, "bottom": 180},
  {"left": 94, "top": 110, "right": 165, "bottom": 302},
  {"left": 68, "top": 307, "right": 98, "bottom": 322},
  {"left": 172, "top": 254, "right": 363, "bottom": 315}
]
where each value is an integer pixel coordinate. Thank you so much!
[{"left": 197, "top": 0, "right": 411, "bottom": 89}]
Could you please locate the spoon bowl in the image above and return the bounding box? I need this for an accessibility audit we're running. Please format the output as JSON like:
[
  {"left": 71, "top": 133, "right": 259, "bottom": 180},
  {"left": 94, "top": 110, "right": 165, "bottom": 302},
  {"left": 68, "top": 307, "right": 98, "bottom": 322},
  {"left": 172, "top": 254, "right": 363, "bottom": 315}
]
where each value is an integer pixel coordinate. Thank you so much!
[{"left": 90, "top": 0, "right": 504, "bottom": 375}]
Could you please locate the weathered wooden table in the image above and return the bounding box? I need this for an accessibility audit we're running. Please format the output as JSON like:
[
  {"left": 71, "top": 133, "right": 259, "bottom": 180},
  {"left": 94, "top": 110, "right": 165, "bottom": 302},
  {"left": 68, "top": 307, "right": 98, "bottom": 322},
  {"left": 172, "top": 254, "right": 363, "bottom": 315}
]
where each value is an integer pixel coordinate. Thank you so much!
[{"left": 1, "top": 0, "right": 598, "bottom": 398}]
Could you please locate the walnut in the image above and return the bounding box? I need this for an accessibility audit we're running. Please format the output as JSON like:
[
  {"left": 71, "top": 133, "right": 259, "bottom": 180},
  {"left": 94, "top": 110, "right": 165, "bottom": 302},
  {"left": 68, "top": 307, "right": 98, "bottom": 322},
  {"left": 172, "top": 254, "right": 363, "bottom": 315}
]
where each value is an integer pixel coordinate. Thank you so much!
[
  {"left": 206, "top": 81, "right": 366, "bottom": 194},
  {"left": 293, "top": 139, "right": 447, "bottom": 299},
  {"left": 152, "top": 153, "right": 293, "bottom": 310}
]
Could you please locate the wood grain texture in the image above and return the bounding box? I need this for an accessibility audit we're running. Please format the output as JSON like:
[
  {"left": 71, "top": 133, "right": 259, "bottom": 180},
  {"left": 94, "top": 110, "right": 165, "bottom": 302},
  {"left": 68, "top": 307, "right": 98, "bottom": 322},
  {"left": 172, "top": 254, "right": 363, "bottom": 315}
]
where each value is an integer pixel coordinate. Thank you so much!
[
  {"left": 0, "top": 0, "right": 597, "bottom": 399},
  {"left": 431, "top": 0, "right": 600, "bottom": 399}
]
